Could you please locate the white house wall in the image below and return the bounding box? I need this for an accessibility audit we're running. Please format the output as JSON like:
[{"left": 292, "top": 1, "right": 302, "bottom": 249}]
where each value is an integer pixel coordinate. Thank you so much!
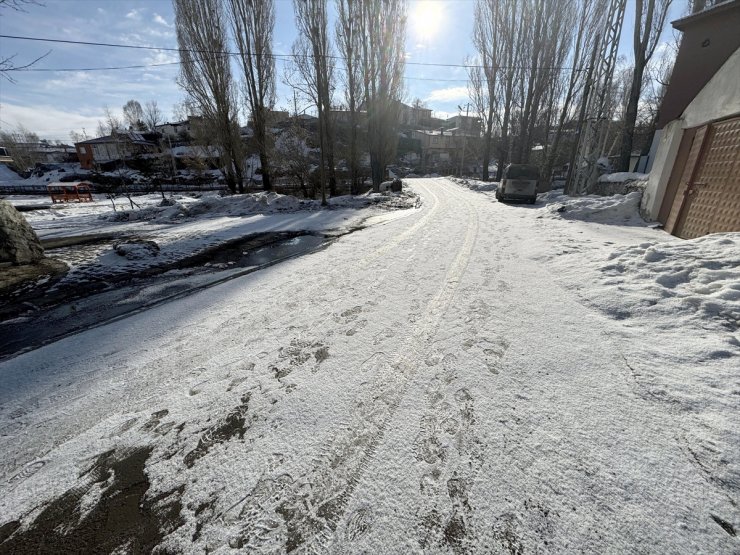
[
  {"left": 641, "top": 46, "right": 740, "bottom": 221},
  {"left": 641, "top": 122, "right": 682, "bottom": 220}
]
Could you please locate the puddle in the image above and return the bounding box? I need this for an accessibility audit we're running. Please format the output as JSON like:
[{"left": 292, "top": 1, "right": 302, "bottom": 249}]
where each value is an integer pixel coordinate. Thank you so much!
[
  {"left": 0, "top": 231, "right": 334, "bottom": 360},
  {"left": 201, "top": 233, "right": 327, "bottom": 269}
]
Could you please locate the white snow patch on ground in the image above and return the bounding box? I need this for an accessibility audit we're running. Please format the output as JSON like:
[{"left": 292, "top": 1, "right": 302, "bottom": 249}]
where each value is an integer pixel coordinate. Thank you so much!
[
  {"left": 447, "top": 176, "right": 499, "bottom": 192},
  {"left": 541, "top": 190, "right": 645, "bottom": 225}
]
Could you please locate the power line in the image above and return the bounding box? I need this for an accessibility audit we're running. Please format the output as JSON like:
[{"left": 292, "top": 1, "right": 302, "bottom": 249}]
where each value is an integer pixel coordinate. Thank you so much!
[
  {"left": 0, "top": 33, "right": 584, "bottom": 72},
  {"left": 8, "top": 59, "right": 470, "bottom": 82},
  {"left": 8, "top": 61, "right": 182, "bottom": 72}
]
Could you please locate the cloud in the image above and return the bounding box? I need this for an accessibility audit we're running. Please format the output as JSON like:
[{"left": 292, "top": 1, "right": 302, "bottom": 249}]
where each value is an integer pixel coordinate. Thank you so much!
[
  {"left": 425, "top": 86, "right": 469, "bottom": 103},
  {"left": 0, "top": 102, "right": 110, "bottom": 140},
  {"left": 153, "top": 13, "right": 171, "bottom": 27},
  {"left": 125, "top": 9, "right": 140, "bottom": 20}
]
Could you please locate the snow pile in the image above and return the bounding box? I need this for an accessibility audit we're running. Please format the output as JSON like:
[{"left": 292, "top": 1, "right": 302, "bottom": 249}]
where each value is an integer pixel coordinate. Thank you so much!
[
  {"left": 101, "top": 190, "right": 419, "bottom": 224},
  {"left": 0, "top": 164, "right": 21, "bottom": 181},
  {"left": 0, "top": 164, "right": 89, "bottom": 186},
  {"left": 594, "top": 233, "right": 740, "bottom": 331},
  {"left": 447, "top": 177, "right": 499, "bottom": 192},
  {"left": 102, "top": 192, "right": 305, "bottom": 223},
  {"left": 543, "top": 191, "right": 645, "bottom": 225},
  {"left": 598, "top": 171, "right": 649, "bottom": 183}
]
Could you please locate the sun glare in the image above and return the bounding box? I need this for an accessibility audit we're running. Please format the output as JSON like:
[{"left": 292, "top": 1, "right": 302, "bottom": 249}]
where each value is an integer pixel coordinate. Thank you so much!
[{"left": 411, "top": 0, "right": 445, "bottom": 44}]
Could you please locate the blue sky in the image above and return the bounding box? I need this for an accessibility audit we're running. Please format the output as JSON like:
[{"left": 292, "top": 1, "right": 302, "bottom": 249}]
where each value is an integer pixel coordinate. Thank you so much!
[{"left": 0, "top": 0, "right": 686, "bottom": 141}]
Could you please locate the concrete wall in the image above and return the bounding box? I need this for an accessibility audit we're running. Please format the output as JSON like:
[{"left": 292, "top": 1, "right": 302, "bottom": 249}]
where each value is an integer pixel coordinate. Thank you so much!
[
  {"left": 682, "top": 47, "right": 740, "bottom": 129},
  {"left": 641, "top": 47, "right": 740, "bottom": 221}
]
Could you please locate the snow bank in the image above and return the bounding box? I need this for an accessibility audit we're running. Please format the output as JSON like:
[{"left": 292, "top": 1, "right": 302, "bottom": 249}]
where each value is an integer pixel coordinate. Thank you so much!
[
  {"left": 542, "top": 191, "right": 645, "bottom": 225},
  {"left": 102, "top": 192, "right": 306, "bottom": 223},
  {"left": 447, "top": 177, "right": 499, "bottom": 192},
  {"left": 0, "top": 164, "right": 21, "bottom": 181},
  {"left": 594, "top": 233, "right": 740, "bottom": 331},
  {"left": 598, "top": 171, "right": 649, "bottom": 183},
  {"left": 102, "top": 190, "right": 419, "bottom": 224}
]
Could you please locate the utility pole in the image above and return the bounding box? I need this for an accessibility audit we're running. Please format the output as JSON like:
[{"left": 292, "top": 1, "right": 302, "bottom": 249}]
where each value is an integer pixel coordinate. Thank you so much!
[{"left": 458, "top": 103, "right": 471, "bottom": 177}]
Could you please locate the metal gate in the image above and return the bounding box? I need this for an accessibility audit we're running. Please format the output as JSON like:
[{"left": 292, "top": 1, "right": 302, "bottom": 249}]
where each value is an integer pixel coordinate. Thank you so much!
[{"left": 665, "top": 116, "right": 740, "bottom": 239}]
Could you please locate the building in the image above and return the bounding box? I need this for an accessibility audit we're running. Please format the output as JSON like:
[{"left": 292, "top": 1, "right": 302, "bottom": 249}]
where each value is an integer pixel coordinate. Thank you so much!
[
  {"left": 399, "top": 102, "right": 433, "bottom": 127},
  {"left": 155, "top": 120, "right": 191, "bottom": 138},
  {"left": 444, "top": 115, "right": 481, "bottom": 136},
  {"left": 74, "top": 132, "right": 159, "bottom": 170},
  {"left": 641, "top": 1, "right": 740, "bottom": 239},
  {"left": 410, "top": 129, "right": 464, "bottom": 170}
]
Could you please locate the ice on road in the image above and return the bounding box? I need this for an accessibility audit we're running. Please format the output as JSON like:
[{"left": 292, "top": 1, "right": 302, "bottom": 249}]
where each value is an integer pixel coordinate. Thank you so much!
[{"left": 1, "top": 178, "right": 737, "bottom": 553}]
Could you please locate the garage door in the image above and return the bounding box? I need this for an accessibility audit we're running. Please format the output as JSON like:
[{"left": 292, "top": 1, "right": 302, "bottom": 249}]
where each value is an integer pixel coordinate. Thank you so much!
[{"left": 670, "top": 117, "right": 740, "bottom": 239}]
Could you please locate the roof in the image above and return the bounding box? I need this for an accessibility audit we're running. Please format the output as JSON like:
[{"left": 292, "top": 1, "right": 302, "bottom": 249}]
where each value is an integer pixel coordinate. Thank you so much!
[
  {"left": 156, "top": 120, "right": 189, "bottom": 127},
  {"left": 76, "top": 131, "right": 156, "bottom": 146},
  {"left": 657, "top": 0, "right": 740, "bottom": 128}
]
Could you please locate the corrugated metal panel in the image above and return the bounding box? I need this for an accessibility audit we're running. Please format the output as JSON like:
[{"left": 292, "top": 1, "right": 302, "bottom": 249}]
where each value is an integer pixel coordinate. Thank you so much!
[{"left": 675, "top": 117, "right": 740, "bottom": 238}]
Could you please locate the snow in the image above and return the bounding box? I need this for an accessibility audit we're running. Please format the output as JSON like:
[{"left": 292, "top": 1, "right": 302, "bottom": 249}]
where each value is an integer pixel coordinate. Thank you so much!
[
  {"left": 599, "top": 171, "right": 649, "bottom": 183},
  {"left": 447, "top": 176, "right": 499, "bottom": 192},
  {"left": 0, "top": 164, "right": 21, "bottom": 181},
  {"left": 541, "top": 190, "right": 645, "bottom": 225},
  {"left": 0, "top": 178, "right": 737, "bottom": 553}
]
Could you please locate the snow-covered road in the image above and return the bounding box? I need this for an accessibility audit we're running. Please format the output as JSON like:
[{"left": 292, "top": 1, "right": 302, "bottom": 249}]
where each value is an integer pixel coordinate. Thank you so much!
[{"left": 1, "top": 178, "right": 737, "bottom": 553}]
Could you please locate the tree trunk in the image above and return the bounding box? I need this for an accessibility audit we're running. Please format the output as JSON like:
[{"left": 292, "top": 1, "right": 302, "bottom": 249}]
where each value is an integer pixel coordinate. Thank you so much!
[{"left": 618, "top": 60, "right": 645, "bottom": 171}]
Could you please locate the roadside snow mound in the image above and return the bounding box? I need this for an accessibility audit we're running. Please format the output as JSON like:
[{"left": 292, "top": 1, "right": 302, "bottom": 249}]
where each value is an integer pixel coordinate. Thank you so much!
[
  {"left": 594, "top": 233, "right": 740, "bottom": 332},
  {"left": 101, "top": 192, "right": 305, "bottom": 223},
  {"left": 598, "top": 171, "right": 648, "bottom": 183},
  {"left": 448, "top": 177, "right": 499, "bottom": 192},
  {"left": 0, "top": 164, "right": 21, "bottom": 181},
  {"left": 102, "top": 190, "right": 420, "bottom": 224},
  {"left": 543, "top": 191, "right": 644, "bottom": 225}
]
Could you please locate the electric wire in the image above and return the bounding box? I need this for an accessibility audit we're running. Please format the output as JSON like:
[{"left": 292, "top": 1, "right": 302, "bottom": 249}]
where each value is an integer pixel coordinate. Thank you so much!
[{"left": 0, "top": 33, "right": 586, "bottom": 72}]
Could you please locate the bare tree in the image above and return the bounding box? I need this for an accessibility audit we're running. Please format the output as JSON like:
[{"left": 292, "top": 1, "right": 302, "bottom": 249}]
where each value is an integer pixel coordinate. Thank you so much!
[
  {"left": 96, "top": 106, "right": 123, "bottom": 137},
  {"left": 0, "top": 1, "right": 49, "bottom": 82},
  {"left": 359, "top": 0, "right": 406, "bottom": 191},
  {"left": 227, "top": 0, "right": 276, "bottom": 192},
  {"left": 143, "top": 100, "right": 164, "bottom": 131},
  {"left": 617, "top": 0, "right": 672, "bottom": 171},
  {"left": 122, "top": 100, "right": 145, "bottom": 131},
  {"left": 336, "top": 0, "right": 364, "bottom": 193},
  {"left": 0, "top": 124, "right": 40, "bottom": 172},
  {"left": 174, "top": 0, "right": 244, "bottom": 193},
  {"left": 542, "top": 0, "right": 604, "bottom": 183},
  {"left": 469, "top": 0, "right": 505, "bottom": 181},
  {"left": 275, "top": 122, "right": 314, "bottom": 198},
  {"left": 288, "top": 0, "right": 336, "bottom": 205}
]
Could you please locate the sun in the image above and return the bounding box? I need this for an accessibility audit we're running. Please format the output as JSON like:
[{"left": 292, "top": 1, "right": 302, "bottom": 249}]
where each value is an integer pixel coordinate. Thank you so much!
[{"left": 410, "top": 0, "right": 445, "bottom": 44}]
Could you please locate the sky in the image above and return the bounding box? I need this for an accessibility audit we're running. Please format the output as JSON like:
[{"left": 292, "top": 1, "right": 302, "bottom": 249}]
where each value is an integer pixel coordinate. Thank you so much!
[{"left": 0, "top": 0, "right": 687, "bottom": 142}]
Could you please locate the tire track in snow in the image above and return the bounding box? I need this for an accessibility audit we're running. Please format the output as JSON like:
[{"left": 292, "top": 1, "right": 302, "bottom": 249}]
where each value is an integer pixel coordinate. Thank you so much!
[{"left": 217, "top": 180, "right": 478, "bottom": 553}]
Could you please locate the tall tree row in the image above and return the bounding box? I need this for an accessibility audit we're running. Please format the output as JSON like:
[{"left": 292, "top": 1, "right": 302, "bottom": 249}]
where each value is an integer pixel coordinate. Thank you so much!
[
  {"left": 171, "top": 0, "right": 405, "bottom": 196},
  {"left": 470, "top": 0, "right": 672, "bottom": 183},
  {"left": 335, "top": 0, "right": 364, "bottom": 193},
  {"left": 470, "top": 0, "right": 598, "bottom": 180},
  {"left": 173, "top": 0, "right": 245, "bottom": 193},
  {"left": 289, "top": 0, "right": 337, "bottom": 204},
  {"left": 359, "top": 0, "right": 407, "bottom": 191},
  {"left": 227, "top": 0, "right": 277, "bottom": 192}
]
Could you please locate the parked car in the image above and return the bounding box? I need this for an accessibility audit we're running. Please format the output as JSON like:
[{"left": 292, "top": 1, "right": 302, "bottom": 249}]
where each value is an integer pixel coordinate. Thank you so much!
[{"left": 496, "top": 164, "right": 539, "bottom": 204}]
